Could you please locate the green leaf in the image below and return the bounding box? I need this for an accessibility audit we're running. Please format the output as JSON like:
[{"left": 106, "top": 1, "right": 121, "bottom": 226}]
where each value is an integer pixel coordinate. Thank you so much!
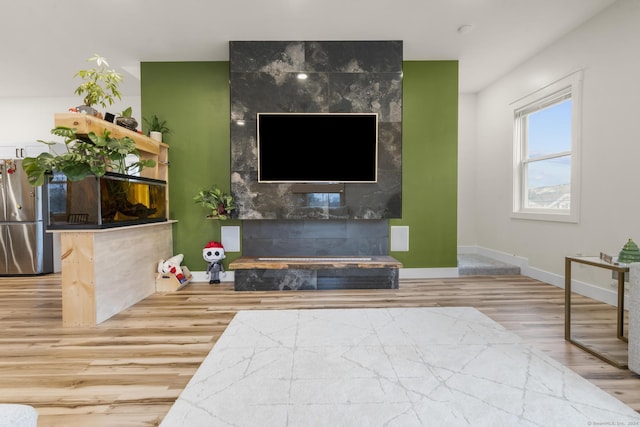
[
  {"left": 51, "top": 126, "right": 77, "bottom": 139},
  {"left": 61, "top": 163, "right": 93, "bottom": 181},
  {"left": 23, "top": 126, "right": 157, "bottom": 186},
  {"left": 21, "top": 157, "right": 47, "bottom": 186}
]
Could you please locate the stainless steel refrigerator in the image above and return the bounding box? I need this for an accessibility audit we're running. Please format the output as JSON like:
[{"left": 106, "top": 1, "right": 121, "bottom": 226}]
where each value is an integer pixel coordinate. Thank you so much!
[{"left": 0, "top": 159, "right": 53, "bottom": 275}]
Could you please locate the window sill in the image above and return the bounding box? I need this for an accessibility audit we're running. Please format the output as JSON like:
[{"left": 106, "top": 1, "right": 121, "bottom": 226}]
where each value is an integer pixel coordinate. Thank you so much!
[{"left": 511, "top": 210, "right": 578, "bottom": 223}]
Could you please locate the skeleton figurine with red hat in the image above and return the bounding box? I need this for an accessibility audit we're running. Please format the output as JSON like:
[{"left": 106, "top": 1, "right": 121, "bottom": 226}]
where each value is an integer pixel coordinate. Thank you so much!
[{"left": 203, "top": 241, "right": 225, "bottom": 284}]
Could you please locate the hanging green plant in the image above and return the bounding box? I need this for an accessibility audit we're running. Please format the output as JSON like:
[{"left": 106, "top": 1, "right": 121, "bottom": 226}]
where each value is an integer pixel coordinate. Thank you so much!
[
  {"left": 22, "top": 126, "right": 156, "bottom": 186},
  {"left": 193, "top": 186, "right": 235, "bottom": 220}
]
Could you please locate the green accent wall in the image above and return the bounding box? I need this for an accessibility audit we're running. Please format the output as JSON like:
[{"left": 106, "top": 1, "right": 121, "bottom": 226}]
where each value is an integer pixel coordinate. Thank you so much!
[
  {"left": 141, "top": 62, "right": 239, "bottom": 270},
  {"left": 141, "top": 60, "right": 458, "bottom": 270},
  {"left": 390, "top": 61, "right": 458, "bottom": 268}
]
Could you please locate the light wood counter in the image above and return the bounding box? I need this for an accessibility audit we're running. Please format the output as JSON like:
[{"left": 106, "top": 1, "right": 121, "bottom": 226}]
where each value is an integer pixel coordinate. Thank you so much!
[{"left": 53, "top": 222, "right": 174, "bottom": 327}]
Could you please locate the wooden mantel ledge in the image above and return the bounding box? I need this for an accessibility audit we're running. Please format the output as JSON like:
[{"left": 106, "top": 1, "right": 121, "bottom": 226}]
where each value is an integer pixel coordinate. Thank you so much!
[{"left": 229, "top": 256, "right": 402, "bottom": 270}]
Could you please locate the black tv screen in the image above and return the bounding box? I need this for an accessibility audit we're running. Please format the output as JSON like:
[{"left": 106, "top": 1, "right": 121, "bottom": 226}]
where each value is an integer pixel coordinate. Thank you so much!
[{"left": 257, "top": 113, "right": 378, "bottom": 183}]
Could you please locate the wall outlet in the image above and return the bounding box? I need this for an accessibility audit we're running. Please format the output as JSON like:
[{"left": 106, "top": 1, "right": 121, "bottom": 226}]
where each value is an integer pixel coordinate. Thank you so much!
[
  {"left": 221, "top": 226, "right": 241, "bottom": 252},
  {"left": 390, "top": 226, "right": 409, "bottom": 252}
]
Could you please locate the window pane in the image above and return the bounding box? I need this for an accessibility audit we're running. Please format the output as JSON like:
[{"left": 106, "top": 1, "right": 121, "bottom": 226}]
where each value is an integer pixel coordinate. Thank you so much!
[
  {"left": 527, "top": 99, "right": 572, "bottom": 159},
  {"left": 525, "top": 156, "right": 571, "bottom": 209},
  {"left": 307, "top": 193, "right": 342, "bottom": 208},
  {"left": 512, "top": 70, "right": 581, "bottom": 221}
]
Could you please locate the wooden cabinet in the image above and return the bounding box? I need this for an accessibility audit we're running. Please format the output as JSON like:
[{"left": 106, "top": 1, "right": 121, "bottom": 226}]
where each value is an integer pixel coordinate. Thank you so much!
[
  {"left": 0, "top": 144, "right": 48, "bottom": 159},
  {"left": 54, "top": 222, "right": 175, "bottom": 327},
  {"left": 51, "top": 114, "right": 176, "bottom": 327}
]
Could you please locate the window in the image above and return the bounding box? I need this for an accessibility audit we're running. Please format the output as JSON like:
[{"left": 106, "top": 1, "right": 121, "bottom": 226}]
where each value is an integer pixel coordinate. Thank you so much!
[
  {"left": 512, "top": 71, "right": 582, "bottom": 222},
  {"left": 306, "top": 193, "right": 342, "bottom": 208}
]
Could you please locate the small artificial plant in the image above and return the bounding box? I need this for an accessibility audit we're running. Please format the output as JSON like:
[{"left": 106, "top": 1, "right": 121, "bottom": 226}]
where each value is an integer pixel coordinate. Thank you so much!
[
  {"left": 119, "top": 106, "right": 133, "bottom": 117},
  {"left": 73, "top": 53, "right": 123, "bottom": 109},
  {"left": 22, "top": 126, "right": 156, "bottom": 186},
  {"left": 115, "top": 106, "right": 138, "bottom": 131},
  {"left": 143, "top": 115, "right": 171, "bottom": 135},
  {"left": 193, "top": 185, "right": 235, "bottom": 220}
]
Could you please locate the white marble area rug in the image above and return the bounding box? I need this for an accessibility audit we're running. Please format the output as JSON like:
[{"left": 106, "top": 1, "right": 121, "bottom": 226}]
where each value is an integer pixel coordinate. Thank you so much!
[{"left": 160, "top": 307, "right": 640, "bottom": 426}]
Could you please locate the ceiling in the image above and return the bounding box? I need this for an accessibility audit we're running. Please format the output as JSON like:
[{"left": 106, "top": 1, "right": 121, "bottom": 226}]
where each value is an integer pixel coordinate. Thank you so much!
[{"left": 1, "top": 0, "right": 616, "bottom": 98}]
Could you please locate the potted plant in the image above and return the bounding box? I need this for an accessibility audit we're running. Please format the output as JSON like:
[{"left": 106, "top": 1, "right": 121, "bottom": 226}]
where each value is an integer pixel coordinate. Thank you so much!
[
  {"left": 22, "top": 126, "right": 156, "bottom": 186},
  {"left": 143, "top": 114, "right": 171, "bottom": 142},
  {"left": 73, "top": 53, "right": 123, "bottom": 117},
  {"left": 194, "top": 186, "right": 235, "bottom": 220},
  {"left": 115, "top": 106, "right": 138, "bottom": 131}
]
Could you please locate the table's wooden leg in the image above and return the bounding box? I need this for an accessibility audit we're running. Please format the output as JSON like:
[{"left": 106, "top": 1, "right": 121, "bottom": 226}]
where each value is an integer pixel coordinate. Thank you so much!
[
  {"left": 618, "top": 271, "right": 626, "bottom": 340},
  {"left": 565, "top": 257, "right": 572, "bottom": 340}
]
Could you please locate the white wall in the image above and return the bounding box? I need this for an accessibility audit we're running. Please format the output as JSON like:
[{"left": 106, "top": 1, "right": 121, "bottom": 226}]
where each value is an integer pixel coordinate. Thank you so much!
[
  {"left": 457, "top": 93, "right": 478, "bottom": 246},
  {"left": 0, "top": 97, "right": 141, "bottom": 144},
  {"left": 464, "top": 0, "right": 640, "bottom": 288}
]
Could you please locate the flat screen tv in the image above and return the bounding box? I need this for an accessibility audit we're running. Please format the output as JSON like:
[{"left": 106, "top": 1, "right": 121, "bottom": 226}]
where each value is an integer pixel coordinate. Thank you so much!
[{"left": 257, "top": 112, "right": 378, "bottom": 183}]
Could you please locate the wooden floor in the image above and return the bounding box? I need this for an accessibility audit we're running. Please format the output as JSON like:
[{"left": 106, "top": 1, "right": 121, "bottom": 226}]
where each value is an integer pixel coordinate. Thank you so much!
[{"left": 1, "top": 274, "right": 639, "bottom": 426}]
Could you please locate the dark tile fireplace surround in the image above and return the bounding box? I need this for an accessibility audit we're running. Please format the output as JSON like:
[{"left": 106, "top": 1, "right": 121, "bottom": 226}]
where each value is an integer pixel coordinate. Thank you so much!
[{"left": 229, "top": 41, "right": 403, "bottom": 290}]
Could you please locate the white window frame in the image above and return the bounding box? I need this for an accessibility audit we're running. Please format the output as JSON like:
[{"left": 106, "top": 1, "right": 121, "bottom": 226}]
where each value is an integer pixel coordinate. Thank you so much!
[{"left": 511, "top": 70, "right": 583, "bottom": 223}]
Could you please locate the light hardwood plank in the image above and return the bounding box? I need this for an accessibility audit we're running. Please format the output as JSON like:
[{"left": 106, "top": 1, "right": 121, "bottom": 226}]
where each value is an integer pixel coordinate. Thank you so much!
[{"left": 0, "top": 274, "right": 638, "bottom": 426}]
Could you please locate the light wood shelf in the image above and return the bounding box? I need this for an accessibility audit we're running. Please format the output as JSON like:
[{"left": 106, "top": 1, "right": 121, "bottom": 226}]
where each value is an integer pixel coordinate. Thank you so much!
[{"left": 54, "top": 113, "right": 169, "bottom": 182}]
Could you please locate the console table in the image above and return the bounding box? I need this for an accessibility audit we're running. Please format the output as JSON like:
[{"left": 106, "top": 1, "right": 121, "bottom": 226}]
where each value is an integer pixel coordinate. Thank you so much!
[
  {"left": 565, "top": 256, "right": 629, "bottom": 368},
  {"left": 229, "top": 256, "right": 402, "bottom": 291}
]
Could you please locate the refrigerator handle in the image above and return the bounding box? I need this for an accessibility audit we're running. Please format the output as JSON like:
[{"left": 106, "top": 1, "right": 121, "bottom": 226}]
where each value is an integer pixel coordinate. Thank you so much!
[{"left": 15, "top": 148, "right": 19, "bottom": 158}]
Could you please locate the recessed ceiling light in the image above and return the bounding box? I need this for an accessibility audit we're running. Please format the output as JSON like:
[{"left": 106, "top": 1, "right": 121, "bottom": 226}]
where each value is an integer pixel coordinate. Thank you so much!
[
  {"left": 457, "top": 24, "right": 474, "bottom": 35},
  {"left": 297, "top": 73, "right": 308, "bottom": 80}
]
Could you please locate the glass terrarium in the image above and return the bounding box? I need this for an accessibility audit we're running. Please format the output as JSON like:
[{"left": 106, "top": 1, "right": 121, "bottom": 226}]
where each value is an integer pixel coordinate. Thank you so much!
[{"left": 46, "top": 172, "right": 167, "bottom": 229}]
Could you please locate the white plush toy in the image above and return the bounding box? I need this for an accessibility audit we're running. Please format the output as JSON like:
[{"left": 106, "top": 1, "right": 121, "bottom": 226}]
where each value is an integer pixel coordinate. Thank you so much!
[{"left": 158, "top": 254, "right": 186, "bottom": 284}]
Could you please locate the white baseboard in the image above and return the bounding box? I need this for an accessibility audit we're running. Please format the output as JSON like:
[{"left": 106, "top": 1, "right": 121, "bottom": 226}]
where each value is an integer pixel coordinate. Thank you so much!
[
  {"left": 400, "top": 268, "right": 459, "bottom": 279},
  {"left": 459, "top": 246, "right": 622, "bottom": 307},
  {"left": 191, "top": 270, "right": 235, "bottom": 283},
  {"left": 458, "top": 245, "right": 529, "bottom": 270}
]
